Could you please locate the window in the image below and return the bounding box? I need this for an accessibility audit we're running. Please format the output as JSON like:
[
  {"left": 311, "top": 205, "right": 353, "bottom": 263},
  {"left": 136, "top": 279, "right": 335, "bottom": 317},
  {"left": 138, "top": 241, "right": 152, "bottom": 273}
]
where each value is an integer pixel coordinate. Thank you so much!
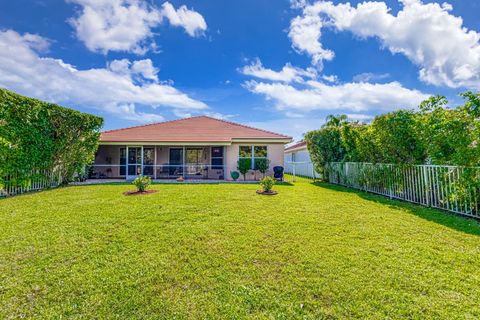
[
  {"left": 239, "top": 145, "right": 268, "bottom": 169},
  {"left": 211, "top": 147, "right": 224, "bottom": 169},
  {"left": 239, "top": 146, "right": 252, "bottom": 158},
  {"left": 254, "top": 146, "right": 267, "bottom": 158},
  {"left": 291, "top": 152, "right": 296, "bottom": 162}
]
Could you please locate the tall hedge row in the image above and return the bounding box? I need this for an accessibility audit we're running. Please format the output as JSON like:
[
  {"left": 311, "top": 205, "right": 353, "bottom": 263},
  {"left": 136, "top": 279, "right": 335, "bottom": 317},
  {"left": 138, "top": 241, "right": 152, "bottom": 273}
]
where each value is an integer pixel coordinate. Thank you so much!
[
  {"left": 0, "top": 88, "right": 103, "bottom": 184},
  {"left": 305, "top": 92, "right": 480, "bottom": 177}
]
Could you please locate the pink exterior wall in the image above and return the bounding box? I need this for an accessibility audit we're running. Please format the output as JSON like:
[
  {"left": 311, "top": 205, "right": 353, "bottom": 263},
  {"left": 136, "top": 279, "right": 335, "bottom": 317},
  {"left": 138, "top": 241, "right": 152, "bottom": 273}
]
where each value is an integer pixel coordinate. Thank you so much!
[
  {"left": 224, "top": 143, "right": 285, "bottom": 180},
  {"left": 94, "top": 143, "right": 286, "bottom": 180}
]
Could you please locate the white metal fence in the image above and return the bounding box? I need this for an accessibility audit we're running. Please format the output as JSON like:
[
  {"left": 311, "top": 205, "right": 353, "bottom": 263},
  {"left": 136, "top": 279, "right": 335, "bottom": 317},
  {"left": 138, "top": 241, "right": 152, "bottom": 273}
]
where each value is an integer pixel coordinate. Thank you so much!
[
  {"left": 285, "top": 162, "right": 320, "bottom": 181},
  {"left": 0, "top": 169, "right": 62, "bottom": 198},
  {"left": 327, "top": 162, "right": 480, "bottom": 219}
]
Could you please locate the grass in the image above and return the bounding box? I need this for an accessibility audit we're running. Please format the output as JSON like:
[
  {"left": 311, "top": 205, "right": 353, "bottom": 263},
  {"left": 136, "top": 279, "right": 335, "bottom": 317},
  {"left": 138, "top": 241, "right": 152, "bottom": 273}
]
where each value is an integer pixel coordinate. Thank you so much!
[{"left": 1, "top": 181, "right": 480, "bottom": 319}]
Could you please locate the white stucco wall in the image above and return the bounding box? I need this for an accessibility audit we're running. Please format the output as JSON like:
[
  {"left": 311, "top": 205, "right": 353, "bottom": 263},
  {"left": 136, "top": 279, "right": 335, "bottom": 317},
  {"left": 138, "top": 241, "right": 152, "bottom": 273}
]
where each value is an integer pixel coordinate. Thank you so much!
[{"left": 284, "top": 147, "right": 319, "bottom": 178}]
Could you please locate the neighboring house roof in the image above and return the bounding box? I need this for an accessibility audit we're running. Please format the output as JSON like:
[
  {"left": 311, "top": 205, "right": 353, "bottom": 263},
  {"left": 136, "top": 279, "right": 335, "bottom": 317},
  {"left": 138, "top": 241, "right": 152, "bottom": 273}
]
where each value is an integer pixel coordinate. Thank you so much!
[
  {"left": 285, "top": 140, "right": 307, "bottom": 153},
  {"left": 100, "top": 116, "right": 292, "bottom": 143}
]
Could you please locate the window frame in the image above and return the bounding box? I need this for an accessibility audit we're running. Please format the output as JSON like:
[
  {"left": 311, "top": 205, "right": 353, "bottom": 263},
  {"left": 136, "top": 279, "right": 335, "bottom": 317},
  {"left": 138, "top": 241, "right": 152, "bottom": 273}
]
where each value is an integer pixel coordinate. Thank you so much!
[{"left": 239, "top": 145, "right": 268, "bottom": 169}]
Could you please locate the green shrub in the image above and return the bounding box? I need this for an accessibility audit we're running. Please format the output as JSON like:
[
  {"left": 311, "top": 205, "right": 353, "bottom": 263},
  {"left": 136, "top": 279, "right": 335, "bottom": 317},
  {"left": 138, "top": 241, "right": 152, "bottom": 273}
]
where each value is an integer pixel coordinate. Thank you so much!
[
  {"left": 237, "top": 158, "right": 252, "bottom": 181},
  {"left": 260, "top": 176, "right": 275, "bottom": 192},
  {"left": 230, "top": 171, "right": 240, "bottom": 181},
  {"left": 132, "top": 176, "right": 151, "bottom": 192},
  {"left": 254, "top": 158, "right": 270, "bottom": 178},
  {"left": 0, "top": 88, "right": 103, "bottom": 184}
]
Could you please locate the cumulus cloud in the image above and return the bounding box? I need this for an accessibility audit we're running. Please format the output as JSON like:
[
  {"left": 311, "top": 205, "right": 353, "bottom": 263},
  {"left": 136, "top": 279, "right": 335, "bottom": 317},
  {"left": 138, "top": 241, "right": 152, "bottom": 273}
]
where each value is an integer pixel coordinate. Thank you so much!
[
  {"left": 0, "top": 30, "right": 207, "bottom": 123},
  {"left": 68, "top": 0, "right": 207, "bottom": 54},
  {"left": 239, "top": 59, "right": 317, "bottom": 83},
  {"left": 290, "top": 0, "right": 480, "bottom": 88},
  {"left": 160, "top": 2, "right": 207, "bottom": 37},
  {"left": 288, "top": 8, "right": 334, "bottom": 68},
  {"left": 245, "top": 80, "right": 429, "bottom": 113}
]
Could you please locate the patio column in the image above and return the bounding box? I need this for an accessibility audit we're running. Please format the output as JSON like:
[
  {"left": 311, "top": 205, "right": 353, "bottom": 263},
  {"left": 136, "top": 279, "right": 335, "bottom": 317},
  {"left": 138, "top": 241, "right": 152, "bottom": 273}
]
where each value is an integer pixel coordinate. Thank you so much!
[
  {"left": 125, "top": 146, "right": 129, "bottom": 181},
  {"left": 182, "top": 145, "right": 186, "bottom": 178},
  {"left": 154, "top": 146, "right": 157, "bottom": 180},
  {"left": 141, "top": 146, "right": 144, "bottom": 176}
]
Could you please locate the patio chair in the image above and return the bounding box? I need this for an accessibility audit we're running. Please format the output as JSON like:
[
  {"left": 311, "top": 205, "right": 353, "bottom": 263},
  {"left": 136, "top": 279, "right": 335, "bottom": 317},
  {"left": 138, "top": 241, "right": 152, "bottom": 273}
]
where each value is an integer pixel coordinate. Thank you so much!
[{"left": 273, "top": 166, "right": 284, "bottom": 181}]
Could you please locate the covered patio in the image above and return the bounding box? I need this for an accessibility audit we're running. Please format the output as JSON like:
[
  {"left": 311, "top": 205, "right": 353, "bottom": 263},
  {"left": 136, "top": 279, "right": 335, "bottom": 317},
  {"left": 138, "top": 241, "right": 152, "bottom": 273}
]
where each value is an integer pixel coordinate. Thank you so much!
[{"left": 90, "top": 144, "right": 226, "bottom": 180}]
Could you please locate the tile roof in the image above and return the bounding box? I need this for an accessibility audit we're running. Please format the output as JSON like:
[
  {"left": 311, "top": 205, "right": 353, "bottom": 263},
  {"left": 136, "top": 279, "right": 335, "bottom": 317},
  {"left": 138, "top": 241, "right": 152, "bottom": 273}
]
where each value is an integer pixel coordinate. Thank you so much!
[
  {"left": 285, "top": 140, "right": 307, "bottom": 152},
  {"left": 100, "top": 116, "right": 292, "bottom": 143}
]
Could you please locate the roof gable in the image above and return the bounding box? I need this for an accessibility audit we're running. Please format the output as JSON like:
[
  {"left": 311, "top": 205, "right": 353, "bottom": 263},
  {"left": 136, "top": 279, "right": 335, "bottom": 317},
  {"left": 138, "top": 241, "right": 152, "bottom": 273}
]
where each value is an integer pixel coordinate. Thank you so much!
[
  {"left": 285, "top": 140, "right": 307, "bottom": 152},
  {"left": 100, "top": 116, "right": 291, "bottom": 143}
]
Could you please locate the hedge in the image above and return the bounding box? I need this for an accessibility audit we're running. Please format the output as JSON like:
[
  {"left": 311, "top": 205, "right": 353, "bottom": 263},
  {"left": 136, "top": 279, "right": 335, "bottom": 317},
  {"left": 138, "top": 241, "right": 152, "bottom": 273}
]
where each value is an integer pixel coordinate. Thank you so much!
[{"left": 0, "top": 88, "right": 103, "bottom": 185}]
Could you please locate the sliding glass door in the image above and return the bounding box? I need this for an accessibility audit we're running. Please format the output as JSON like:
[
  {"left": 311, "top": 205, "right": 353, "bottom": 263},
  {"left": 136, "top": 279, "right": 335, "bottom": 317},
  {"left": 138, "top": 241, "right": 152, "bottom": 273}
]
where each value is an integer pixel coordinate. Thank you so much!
[
  {"left": 127, "top": 147, "right": 142, "bottom": 177},
  {"left": 186, "top": 148, "right": 204, "bottom": 175},
  {"left": 143, "top": 147, "right": 154, "bottom": 176},
  {"left": 169, "top": 148, "right": 183, "bottom": 176}
]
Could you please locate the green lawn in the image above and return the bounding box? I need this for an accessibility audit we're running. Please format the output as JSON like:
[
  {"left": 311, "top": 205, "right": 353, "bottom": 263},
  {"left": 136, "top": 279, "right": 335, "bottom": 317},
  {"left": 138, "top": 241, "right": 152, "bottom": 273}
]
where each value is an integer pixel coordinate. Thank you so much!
[{"left": 1, "top": 182, "right": 480, "bottom": 319}]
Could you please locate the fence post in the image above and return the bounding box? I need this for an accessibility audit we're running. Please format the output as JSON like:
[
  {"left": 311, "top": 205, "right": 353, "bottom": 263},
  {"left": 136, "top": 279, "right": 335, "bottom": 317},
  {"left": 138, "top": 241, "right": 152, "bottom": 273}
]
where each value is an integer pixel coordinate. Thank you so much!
[
  {"left": 388, "top": 165, "right": 393, "bottom": 199},
  {"left": 423, "top": 166, "right": 430, "bottom": 207},
  {"left": 292, "top": 163, "right": 296, "bottom": 182}
]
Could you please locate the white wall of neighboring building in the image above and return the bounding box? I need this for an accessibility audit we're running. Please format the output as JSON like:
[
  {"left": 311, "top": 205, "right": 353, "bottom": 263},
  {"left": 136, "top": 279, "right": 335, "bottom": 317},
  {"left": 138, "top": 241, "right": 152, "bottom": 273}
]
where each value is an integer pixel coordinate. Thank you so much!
[{"left": 284, "top": 145, "right": 319, "bottom": 178}]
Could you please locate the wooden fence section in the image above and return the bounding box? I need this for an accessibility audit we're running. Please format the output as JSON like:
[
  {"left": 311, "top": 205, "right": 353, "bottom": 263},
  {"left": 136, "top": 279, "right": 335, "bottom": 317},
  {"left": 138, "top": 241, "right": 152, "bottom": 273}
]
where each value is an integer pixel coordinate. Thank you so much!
[
  {"left": 0, "top": 169, "right": 62, "bottom": 198},
  {"left": 327, "top": 162, "right": 480, "bottom": 219}
]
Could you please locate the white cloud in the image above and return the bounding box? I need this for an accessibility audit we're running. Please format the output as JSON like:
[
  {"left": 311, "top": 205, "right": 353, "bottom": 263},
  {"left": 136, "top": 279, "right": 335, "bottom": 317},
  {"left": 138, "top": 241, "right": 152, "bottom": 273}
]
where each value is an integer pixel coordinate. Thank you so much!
[
  {"left": 290, "top": 0, "right": 480, "bottom": 89},
  {"left": 352, "top": 72, "right": 390, "bottom": 83},
  {"left": 245, "top": 80, "right": 429, "bottom": 113},
  {"left": 239, "top": 59, "right": 317, "bottom": 83},
  {"left": 160, "top": 2, "right": 207, "bottom": 37},
  {"left": 345, "top": 113, "right": 373, "bottom": 122},
  {"left": 0, "top": 30, "right": 207, "bottom": 123},
  {"left": 322, "top": 74, "right": 337, "bottom": 83},
  {"left": 68, "top": 0, "right": 207, "bottom": 54},
  {"left": 248, "top": 117, "right": 325, "bottom": 141},
  {"left": 288, "top": 8, "right": 334, "bottom": 68}
]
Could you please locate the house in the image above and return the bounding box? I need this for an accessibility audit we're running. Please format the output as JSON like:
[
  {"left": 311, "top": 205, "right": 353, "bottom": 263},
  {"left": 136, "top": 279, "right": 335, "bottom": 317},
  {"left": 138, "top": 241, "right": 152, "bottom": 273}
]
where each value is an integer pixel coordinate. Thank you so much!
[
  {"left": 284, "top": 140, "right": 319, "bottom": 178},
  {"left": 91, "top": 116, "right": 292, "bottom": 181}
]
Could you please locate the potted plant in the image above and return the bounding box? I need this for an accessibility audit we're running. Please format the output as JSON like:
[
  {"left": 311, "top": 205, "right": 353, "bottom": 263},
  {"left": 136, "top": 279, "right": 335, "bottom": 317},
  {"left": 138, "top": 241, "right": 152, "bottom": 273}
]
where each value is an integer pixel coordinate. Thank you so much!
[{"left": 230, "top": 171, "right": 240, "bottom": 181}]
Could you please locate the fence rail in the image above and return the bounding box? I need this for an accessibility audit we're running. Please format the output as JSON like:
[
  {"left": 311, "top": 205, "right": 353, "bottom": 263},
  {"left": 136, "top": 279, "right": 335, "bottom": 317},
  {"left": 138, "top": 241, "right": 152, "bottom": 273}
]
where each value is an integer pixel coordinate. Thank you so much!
[
  {"left": 89, "top": 164, "right": 226, "bottom": 180},
  {"left": 327, "top": 162, "right": 480, "bottom": 219},
  {"left": 0, "top": 169, "right": 62, "bottom": 198},
  {"left": 284, "top": 162, "right": 320, "bottom": 181}
]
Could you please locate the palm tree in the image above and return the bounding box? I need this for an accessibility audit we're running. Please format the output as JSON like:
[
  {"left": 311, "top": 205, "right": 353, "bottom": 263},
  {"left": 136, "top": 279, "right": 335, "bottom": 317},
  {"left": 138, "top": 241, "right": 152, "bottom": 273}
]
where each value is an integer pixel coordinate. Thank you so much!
[{"left": 323, "top": 114, "right": 348, "bottom": 128}]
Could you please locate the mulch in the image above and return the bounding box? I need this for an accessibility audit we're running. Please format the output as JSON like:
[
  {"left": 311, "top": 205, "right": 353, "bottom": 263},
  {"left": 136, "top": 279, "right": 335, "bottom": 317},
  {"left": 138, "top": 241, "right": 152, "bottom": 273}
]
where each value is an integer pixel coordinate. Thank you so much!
[
  {"left": 123, "top": 190, "right": 159, "bottom": 196},
  {"left": 256, "top": 190, "right": 278, "bottom": 196}
]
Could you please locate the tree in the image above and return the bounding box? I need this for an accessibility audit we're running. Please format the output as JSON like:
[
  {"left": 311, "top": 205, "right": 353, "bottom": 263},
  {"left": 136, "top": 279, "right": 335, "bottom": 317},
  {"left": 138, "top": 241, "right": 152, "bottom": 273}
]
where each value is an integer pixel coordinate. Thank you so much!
[
  {"left": 237, "top": 158, "right": 252, "bottom": 181},
  {"left": 324, "top": 114, "right": 348, "bottom": 128},
  {"left": 304, "top": 126, "right": 346, "bottom": 179},
  {"left": 370, "top": 110, "right": 426, "bottom": 164},
  {"left": 254, "top": 158, "right": 270, "bottom": 178}
]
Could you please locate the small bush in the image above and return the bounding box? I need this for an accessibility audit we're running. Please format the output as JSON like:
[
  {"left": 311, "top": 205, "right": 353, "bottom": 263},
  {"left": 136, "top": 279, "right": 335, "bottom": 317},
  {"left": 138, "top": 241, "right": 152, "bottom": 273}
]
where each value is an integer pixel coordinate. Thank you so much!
[
  {"left": 230, "top": 171, "right": 240, "bottom": 181},
  {"left": 237, "top": 158, "right": 252, "bottom": 181},
  {"left": 254, "top": 158, "right": 270, "bottom": 178},
  {"left": 132, "top": 176, "right": 151, "bottom": 192},
  {"left": 260, "top": 176, "right": 275, "bottom": 192}
]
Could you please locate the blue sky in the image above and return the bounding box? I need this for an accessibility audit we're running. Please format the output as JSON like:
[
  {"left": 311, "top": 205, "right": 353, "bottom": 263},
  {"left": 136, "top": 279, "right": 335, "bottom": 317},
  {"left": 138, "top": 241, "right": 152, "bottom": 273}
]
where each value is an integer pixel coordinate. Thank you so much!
[{"left": 1, "top": 0, "right": 480, "bottom": 140}]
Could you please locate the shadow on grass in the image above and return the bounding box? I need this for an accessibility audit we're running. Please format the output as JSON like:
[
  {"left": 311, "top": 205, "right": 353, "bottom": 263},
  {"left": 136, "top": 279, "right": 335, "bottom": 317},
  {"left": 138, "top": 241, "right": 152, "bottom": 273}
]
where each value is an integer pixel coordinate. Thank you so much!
[{"left": 311, "top": 182, "right": 480, "bottom": 236}]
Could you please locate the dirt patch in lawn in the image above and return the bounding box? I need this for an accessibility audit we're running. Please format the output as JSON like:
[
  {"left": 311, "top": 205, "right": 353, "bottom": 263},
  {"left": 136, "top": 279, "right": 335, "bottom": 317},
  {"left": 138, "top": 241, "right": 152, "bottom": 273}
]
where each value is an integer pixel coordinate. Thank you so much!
[{"left": 123, "top": 190, "right": 159, "bottom": 196}]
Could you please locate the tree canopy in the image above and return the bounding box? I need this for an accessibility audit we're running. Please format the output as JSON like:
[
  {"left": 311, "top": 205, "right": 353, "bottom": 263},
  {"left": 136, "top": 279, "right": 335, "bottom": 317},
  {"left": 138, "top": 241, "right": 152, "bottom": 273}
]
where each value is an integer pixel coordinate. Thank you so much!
[{"left": 304, "top": 92, "right": 480, "bottom": 176}]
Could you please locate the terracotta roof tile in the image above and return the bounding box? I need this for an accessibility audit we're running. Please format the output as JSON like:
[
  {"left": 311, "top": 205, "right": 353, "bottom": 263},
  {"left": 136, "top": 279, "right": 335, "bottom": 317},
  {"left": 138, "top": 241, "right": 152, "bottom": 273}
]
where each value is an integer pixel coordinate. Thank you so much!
[
  {"left": 285, "top": 140, "right": 307, "bottom": 152},
  {"left": 100, "top": 116, "right": 292, "bottom": 143}
]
